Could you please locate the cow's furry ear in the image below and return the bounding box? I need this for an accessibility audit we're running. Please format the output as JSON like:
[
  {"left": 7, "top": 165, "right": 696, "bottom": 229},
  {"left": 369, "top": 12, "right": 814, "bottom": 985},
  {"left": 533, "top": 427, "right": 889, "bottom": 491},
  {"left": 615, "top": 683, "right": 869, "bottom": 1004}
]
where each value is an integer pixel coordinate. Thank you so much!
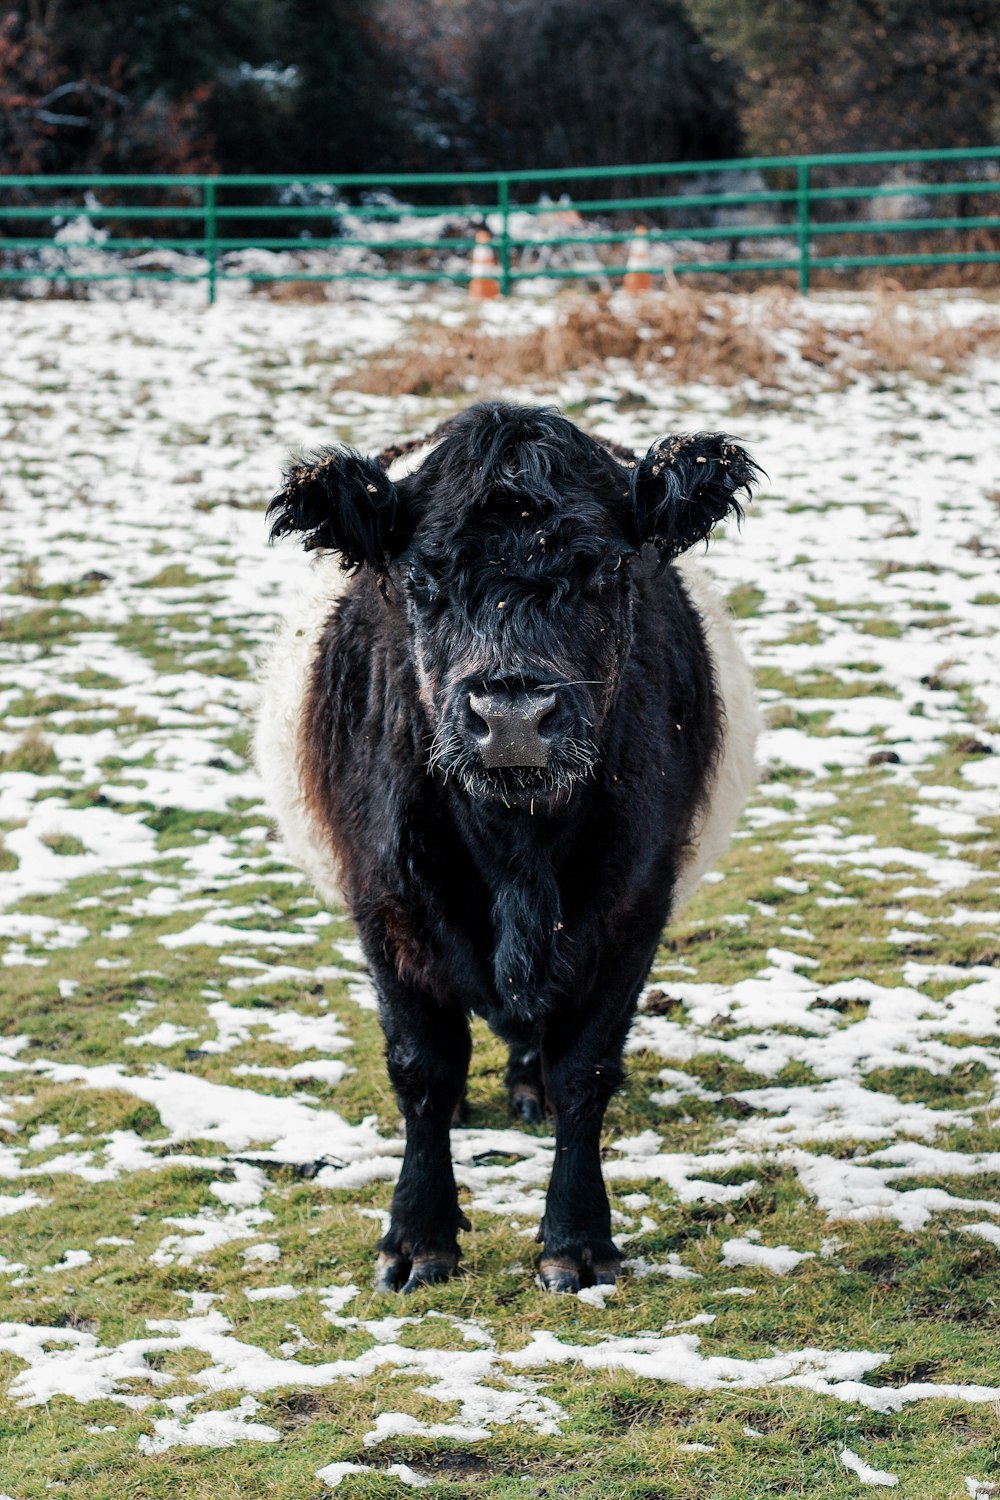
[
  {"left": 629, "top": 433, "right": 761, "bottom": 558},
  {"left": 267, "top": 449, "right": 410, "bottom": 572}
]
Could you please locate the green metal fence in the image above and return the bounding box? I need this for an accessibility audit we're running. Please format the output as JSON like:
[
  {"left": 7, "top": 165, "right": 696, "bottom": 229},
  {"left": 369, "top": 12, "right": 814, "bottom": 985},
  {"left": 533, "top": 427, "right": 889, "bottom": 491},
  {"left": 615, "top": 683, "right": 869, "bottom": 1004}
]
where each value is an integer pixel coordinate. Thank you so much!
[{"left": 1, "top": 146, "right": 998, "bottom": 301}]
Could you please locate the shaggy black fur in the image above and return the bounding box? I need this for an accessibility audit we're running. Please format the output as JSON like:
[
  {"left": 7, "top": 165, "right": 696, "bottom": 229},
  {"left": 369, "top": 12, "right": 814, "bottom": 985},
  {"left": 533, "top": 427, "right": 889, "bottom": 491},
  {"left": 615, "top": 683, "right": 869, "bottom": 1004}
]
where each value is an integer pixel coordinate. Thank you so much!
[{"left": 266, "top": 402, "right": 760, "bottom": 1294}]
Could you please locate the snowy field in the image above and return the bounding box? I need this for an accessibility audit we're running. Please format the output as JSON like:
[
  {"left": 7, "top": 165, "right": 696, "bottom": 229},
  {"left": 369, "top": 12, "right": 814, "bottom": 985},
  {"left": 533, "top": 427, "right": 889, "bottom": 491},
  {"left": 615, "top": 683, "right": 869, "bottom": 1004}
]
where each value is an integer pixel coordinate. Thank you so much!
[{"left": 0, "top": 284, "right": 998, "bottom": 1498}]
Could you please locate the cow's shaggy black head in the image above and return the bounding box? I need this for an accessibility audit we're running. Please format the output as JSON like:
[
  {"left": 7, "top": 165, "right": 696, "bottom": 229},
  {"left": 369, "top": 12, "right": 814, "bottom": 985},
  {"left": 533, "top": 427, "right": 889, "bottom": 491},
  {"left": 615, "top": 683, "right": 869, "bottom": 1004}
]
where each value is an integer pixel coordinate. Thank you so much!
[{"left": 268, "top": 402, "right": 759, "bottom": 808}]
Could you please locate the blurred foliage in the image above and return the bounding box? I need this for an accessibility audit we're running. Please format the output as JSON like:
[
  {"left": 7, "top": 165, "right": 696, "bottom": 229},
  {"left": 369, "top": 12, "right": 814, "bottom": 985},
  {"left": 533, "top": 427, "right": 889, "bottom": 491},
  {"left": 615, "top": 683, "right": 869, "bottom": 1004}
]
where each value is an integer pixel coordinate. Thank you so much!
[
  {"left": 0, "top": 0, "right": 410, "bottom": 175},
  {"left": 1, "top": 0, "right": 742, "bottom": 179},
  {"left": 687, "top": 0, "right": 1000, "bottom": 156},
  {"left": 0, "top": 0, "right": 996, "bottom": 179},
  {"left": 386, "top": 0, "right": 742, "bottom": 173},
  {"left": 1, "top": 1, "right": 221, "bottom": 173}
]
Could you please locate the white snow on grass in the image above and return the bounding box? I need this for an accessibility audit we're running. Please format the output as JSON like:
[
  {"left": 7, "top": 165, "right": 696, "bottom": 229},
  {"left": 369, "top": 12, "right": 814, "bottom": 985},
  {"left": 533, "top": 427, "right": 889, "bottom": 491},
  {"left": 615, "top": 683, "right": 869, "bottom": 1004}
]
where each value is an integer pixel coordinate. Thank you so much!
[
  {"left": 199, "top": 1001, "right": 352, "bottom": 1056},
  {"left": 4, "top": 1302, "right": 993, "bottom": 1445},
  {"left": 721, "top": 1238, "right": 814, "bottom": 1275},
  {"left": 0, "top": 915, "right": 89, "bottom": 949},
  {"left": 0, "top": 1192, "right": 50, "bottom": 1218},
  {"left": 631, "top": 965, "right": 1000, "bottom": 1091},
  {"left": 0, "top": 1306, "right": 563, "bottom": 1441},
  {"left": 958, "top": 1223, "right": 1000, "bottom": 1251},
  {"left": 40, "top": 1249, "right": 92, "bottom": 1274},
  {"left": 1, "top": 806, "right": 161, "bottom": 912},
  {"left": 115, "top": 999, "right": 353, "bottom": 1067},
  {"left": 209, "top": 1164, "right": 270, "bottom": 1209},
  {"left": 241, "top": 1242, "right": 281, "bottom": 1264},
  {"left": 577, "top": 1282, "right": 619, "bottom": 1309},
  {"left": 507, "top": 1330, "right": 1000, "bottom": 1413},
  {"left": 137, "top": 1395, "right": 281, "bottom": 1454},
  {"left": 230, "top": 1059, "right": 350, "bottom": 1085},
  {"left": 840, "top": 1446, "right": 899, "bottom": 1486},
  {"left": 315, "top": 1461, "right": 429, "bottom": 1490},
  {"left": 149, "top": 1208, "right": 275, "bottom": 1268},
  {"left": 159, "top": 921, "right": 317, "bottom": 949},
  {"left": 124, "top": 1022, "right": 201, "bottom": 1049},
  {"left": 33, "top": 1061, "right": 392, "bottom": 1168}
]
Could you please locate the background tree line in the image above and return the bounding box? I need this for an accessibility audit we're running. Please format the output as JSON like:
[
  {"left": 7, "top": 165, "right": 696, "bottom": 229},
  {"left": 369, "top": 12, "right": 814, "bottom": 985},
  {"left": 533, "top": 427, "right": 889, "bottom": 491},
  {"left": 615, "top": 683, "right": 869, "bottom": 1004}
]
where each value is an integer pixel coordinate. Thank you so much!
[{"left": 1, "top": 0, "right": 997, "bottom": 179}]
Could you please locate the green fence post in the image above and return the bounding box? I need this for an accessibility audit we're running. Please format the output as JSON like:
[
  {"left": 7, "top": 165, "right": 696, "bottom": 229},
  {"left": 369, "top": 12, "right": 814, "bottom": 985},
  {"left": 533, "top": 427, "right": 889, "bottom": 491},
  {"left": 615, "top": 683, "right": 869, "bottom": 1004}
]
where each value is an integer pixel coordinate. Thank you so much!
[
  {"left": 498, "top": 176, "right": 511, "bottom": 296},
  {"left": 204, "top": 179, "right": 217, "bottom": 305},
  {"left": 797, "top": 162, "right": 810, "bottom": 294}
]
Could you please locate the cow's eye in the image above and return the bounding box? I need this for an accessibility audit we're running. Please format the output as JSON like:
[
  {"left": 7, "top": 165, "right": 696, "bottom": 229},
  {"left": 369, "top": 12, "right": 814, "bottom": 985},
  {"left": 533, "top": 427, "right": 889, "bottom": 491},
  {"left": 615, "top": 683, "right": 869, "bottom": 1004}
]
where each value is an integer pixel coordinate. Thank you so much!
[
  {"left": 405, "top": 563, "right": 436, "bottom": 599},
  {"left": 600, "top": 554, "right": 625, "bottom": 580}
]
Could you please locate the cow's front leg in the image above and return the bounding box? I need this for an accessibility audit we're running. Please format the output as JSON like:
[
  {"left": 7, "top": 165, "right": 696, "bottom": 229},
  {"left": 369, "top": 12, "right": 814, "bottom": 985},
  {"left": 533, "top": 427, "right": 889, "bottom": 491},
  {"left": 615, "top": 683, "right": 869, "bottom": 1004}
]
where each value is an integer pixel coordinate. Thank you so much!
[
  {"left": 374, "top": 995, "right": 472, "bottom": 1294},
  {"left": 535, "top": 947, "right": 654, "bottom": 1292},
  {"left": 536, "top": 1032, "right": 623, "bottom": 1292}
]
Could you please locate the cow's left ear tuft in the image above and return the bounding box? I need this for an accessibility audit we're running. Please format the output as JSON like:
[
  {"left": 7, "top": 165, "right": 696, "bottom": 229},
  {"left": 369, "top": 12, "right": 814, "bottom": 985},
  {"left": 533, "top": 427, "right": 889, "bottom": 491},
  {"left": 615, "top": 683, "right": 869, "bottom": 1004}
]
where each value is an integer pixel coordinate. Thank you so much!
[
  {"left": 267, "top": 449, "right": 409, "bottom": 573},
  {"left": 629, "top": 433, "right": 761, "bottom": 558}
]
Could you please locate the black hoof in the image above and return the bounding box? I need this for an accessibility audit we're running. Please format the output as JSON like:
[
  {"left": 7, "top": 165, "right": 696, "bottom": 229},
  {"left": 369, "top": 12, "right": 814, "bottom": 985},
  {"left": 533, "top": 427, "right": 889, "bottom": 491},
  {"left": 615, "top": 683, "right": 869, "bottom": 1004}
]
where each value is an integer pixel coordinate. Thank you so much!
[
  {"left": 510, "top": 1087, "right": 545, "bottom": 1125},
  {"left": 373, "top": 1250, "right": 409, "bottom": 1292},
  {"left": 537, "top": 1256, "right": 581, "bottom": 1294},
  {"left": 536, "top": 1251, "right": 621, "bottom": 1294},
  {"left": 373, "top": 1222, "right": 468, "bottom": 1294},
  {"left": 402, "top": 1252, "right": 459, "bottom": 1293}
]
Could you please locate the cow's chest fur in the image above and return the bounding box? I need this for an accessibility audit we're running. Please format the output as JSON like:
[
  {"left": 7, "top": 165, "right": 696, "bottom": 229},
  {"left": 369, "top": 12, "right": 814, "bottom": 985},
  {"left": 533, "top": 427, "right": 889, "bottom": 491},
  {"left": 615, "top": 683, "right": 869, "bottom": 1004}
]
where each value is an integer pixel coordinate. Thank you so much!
[{"left": 297, "top": 564, "right": 718, "bottom": 1040}]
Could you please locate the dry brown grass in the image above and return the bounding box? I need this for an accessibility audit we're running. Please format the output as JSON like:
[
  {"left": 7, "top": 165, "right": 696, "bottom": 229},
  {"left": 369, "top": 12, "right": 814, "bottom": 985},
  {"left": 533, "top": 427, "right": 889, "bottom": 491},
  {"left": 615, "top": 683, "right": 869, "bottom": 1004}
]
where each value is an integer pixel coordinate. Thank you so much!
[
  {"left": 252, "top": 279, "right": 331, "bottom": 304},
  {"left": 340, "top": 283, "right": 1000, "bottom": 399},
  {"left": 860, "top": 282, "right": 1000, "bottom": 376},
  {"left": 342, "top": 287, "right": 780, "bottom": 396}
]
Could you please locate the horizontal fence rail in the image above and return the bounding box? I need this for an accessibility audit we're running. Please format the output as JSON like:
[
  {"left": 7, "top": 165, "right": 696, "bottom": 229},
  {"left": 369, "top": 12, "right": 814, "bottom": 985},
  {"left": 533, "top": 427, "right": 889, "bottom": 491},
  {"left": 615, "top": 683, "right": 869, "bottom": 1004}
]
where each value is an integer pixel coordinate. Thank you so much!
[{"left": 1, "top": 147, "right": 998, "bottom": 301}]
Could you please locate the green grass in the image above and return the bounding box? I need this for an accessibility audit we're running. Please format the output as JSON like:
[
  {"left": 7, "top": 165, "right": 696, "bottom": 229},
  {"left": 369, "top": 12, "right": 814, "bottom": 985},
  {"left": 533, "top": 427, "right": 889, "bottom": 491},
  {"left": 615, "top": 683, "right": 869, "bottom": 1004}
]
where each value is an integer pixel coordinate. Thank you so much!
[
  {"left": 0, "top": 605, "right": 97, "bottom": 646},
  {"left": 0, "top": 730, "right": 60, "bottom": 774}
]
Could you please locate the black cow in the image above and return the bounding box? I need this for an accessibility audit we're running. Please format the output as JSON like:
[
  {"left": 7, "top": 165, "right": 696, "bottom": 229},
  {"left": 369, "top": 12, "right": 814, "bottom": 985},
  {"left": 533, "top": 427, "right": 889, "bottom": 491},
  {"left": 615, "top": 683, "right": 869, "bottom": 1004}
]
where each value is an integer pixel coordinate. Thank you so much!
[{"left": 256, "top": 402, "right": 760, "bottom": 1294}]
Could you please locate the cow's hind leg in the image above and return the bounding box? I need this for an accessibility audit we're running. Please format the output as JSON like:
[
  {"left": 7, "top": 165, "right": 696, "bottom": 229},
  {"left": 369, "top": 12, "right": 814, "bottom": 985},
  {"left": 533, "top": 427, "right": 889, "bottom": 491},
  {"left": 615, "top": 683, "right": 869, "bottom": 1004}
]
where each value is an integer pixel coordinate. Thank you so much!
[
  {"left": 374, "top": 994, "right": 472, "bottom": 1294},
  {"left": 505, "top": 1038, "right": 547, "bottom": 1124}
]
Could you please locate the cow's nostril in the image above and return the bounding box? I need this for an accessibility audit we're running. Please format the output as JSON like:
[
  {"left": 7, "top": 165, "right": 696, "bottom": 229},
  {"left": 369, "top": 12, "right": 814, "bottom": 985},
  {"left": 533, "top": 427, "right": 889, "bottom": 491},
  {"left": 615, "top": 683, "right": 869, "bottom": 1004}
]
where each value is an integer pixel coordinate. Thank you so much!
[
  {"left": 464, "top": 693, "right": 488, "bottom": 729},
  {"left": 467, "top": 699, "right": 490, "bottom": 739},
  {"left": 536, "top": 700, "right": 560, "bottom": 738}
]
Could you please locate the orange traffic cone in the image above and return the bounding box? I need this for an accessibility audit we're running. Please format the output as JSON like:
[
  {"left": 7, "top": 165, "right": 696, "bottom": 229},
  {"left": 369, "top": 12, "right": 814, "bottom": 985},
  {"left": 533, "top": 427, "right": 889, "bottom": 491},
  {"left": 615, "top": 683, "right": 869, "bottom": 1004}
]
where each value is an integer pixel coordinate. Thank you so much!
[
  {"left": 469, "top": 230, "right": 501, "bottom": 300},
  {"left": 623, "top": 225, "right": 653, "bottom": 293}
]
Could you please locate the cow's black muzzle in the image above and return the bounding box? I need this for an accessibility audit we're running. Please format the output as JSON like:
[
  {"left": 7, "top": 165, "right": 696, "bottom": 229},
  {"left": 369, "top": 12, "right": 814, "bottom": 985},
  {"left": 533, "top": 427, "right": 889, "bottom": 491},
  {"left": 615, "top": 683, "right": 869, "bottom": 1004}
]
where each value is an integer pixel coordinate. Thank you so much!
[{"left": 468, "top": 688, "right": 559, "bottom": 769}]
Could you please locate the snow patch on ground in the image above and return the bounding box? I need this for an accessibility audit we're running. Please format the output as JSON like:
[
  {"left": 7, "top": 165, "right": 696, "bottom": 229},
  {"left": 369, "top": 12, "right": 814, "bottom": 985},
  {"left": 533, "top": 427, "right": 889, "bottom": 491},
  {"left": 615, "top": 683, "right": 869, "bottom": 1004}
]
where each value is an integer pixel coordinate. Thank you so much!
[
  {"left": 840, "top": 1446, "right": 899, "bottom": 1486},
  {"left": 507, "top": 1330, "right": 1000, "bottom": 1413},
  {"left": 137, "top": 1395, "right": 281, "bottom": 1454},
  {"left": 721, "top": 1238, "right": 814, "bottom": 1275}
]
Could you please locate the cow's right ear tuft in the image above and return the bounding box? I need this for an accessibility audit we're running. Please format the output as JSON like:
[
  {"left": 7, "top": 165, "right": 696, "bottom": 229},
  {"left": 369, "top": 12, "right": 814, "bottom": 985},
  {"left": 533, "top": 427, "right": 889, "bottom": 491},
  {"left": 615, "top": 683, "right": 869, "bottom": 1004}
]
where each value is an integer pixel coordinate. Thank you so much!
[{"left": 267, "top": 449, "right": 409, "bottom": 572}]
